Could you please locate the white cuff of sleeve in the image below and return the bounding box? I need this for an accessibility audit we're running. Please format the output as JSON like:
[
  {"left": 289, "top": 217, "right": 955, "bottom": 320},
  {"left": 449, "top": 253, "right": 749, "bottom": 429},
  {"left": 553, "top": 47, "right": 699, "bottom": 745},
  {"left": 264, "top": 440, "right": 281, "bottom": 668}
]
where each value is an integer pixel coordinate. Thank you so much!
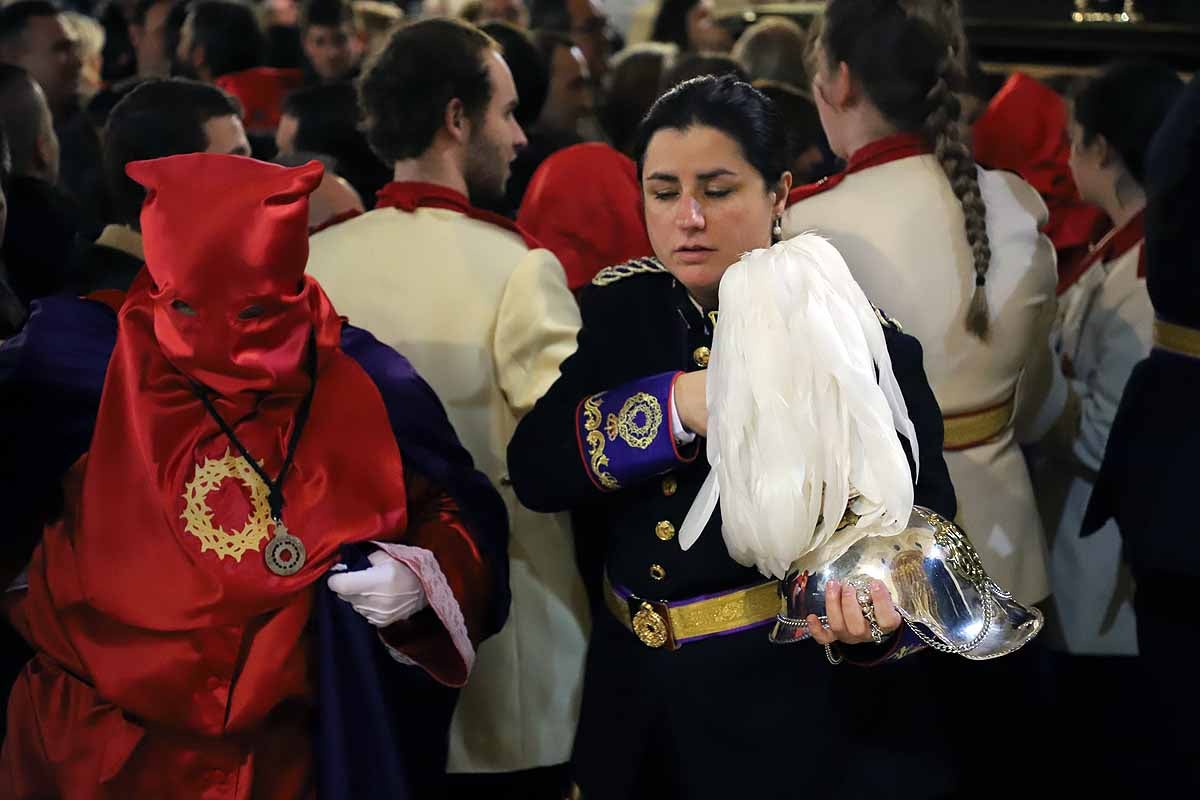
[{"left": 669, "top": 379, "right": 696, "bottom": 445}]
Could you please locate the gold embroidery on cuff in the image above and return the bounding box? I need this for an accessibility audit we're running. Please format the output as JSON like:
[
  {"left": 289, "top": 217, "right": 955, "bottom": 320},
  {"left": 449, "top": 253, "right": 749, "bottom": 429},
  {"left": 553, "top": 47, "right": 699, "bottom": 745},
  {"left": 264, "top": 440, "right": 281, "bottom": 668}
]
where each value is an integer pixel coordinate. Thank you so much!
[
  {"left": 604, "top": 392, "right": 663, "bottom": 449},
  {"left": 583, "top": 393, "right": 620, "bottom": 490}
]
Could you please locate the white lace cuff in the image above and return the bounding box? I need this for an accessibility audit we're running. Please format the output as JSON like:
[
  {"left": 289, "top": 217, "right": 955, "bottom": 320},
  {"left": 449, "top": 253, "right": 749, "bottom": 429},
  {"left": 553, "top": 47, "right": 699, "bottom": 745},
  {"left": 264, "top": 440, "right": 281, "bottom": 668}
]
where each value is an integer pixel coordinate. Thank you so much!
[{"left": 370, "top": 541, "right": 475, "bottom": 674}]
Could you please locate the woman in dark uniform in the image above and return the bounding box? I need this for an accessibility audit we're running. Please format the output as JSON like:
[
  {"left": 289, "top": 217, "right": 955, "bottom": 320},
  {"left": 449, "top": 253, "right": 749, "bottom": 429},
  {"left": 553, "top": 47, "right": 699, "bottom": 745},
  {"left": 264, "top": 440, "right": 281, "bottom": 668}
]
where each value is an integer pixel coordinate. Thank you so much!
[{"left": 507, "top": 75, "right": 958, "bottom": 799}]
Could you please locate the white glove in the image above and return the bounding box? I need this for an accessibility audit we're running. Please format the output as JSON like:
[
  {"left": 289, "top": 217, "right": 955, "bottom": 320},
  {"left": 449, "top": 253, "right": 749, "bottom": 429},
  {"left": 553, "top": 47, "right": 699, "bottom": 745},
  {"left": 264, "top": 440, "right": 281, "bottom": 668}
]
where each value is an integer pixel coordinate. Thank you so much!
[{"left": 327, "top": 549, "right": 429, "bottom": 627}]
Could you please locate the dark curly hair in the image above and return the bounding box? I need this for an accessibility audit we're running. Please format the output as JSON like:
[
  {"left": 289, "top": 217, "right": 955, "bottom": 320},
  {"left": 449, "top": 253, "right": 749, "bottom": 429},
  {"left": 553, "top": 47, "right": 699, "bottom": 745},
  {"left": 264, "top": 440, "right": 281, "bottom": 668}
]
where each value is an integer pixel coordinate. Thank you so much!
[{"left": 358, "top": 18, "right": 498, "bottom": 164}]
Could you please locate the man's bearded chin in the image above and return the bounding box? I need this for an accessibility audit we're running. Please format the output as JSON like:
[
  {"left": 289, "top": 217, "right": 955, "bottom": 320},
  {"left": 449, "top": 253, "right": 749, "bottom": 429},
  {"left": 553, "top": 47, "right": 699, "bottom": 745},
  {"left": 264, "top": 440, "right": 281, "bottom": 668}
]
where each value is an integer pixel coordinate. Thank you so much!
[
  {"left": 463, "top": 141, "right": 510, "bottom": 208},
  {"left": 466, "top": 166, "right": 509, "bottom": 208}
]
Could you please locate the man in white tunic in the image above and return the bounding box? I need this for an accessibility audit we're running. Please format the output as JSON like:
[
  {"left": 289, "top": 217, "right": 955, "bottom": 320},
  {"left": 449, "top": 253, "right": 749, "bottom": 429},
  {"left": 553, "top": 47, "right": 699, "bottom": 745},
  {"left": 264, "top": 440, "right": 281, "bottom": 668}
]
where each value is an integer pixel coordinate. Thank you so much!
[{"left": 307, "top": 18, "right": 588, "bottom": 796}]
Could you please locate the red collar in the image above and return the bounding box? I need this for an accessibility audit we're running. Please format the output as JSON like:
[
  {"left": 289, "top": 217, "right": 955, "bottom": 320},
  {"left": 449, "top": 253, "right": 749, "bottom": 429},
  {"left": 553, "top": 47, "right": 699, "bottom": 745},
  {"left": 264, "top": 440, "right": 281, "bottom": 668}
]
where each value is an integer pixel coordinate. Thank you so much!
[
  {"left": 788, "top": 133, "right": 931, "bottom": 206},
  {"left": 309, "top": 207, "right": 362, "bottom": 235},
  {"left": 375, "top": 181, "right": 543, "bottom": 250},
  {"left": 1060, "top": 209, "right": 1147, "bottom": 290}
]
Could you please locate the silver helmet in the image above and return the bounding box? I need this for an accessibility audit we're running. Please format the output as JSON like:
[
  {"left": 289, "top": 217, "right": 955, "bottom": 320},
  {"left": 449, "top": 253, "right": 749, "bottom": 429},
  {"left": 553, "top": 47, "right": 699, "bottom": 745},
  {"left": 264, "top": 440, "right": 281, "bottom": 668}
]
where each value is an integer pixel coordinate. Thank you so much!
[{"left": 770, "top": 506, "right": 1043, "bottom": 659}]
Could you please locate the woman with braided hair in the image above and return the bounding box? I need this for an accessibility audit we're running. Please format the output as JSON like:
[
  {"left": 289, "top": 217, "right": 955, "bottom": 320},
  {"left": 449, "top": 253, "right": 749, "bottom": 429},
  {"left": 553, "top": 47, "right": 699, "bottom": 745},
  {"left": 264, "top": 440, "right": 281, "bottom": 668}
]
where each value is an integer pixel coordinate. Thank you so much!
[{"left": 781, "top": 0, "right": 1063, "bottom": 611}]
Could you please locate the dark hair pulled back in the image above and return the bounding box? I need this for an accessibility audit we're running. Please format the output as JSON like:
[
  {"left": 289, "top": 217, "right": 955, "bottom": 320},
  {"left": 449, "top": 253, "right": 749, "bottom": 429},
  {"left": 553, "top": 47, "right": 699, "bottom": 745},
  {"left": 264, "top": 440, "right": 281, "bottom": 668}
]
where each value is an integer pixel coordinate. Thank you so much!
[{"left": 633, "top": 73, "right": 789, "bottom": 191}]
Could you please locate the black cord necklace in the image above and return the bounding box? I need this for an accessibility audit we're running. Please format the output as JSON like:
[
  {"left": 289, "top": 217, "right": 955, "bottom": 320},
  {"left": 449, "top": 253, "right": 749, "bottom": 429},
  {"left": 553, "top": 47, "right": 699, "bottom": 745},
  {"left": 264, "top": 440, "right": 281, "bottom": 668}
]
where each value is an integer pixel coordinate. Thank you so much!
[{"left": 193, "top": 339, "right": 318, "bottom": 576}]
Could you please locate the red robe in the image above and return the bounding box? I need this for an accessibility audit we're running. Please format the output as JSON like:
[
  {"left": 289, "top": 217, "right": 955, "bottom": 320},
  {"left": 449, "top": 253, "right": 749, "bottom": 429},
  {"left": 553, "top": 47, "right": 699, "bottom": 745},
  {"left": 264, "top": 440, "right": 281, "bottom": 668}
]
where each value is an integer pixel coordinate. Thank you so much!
[{"left": 1, "top": 155, "right": 499, "bottom": 798}]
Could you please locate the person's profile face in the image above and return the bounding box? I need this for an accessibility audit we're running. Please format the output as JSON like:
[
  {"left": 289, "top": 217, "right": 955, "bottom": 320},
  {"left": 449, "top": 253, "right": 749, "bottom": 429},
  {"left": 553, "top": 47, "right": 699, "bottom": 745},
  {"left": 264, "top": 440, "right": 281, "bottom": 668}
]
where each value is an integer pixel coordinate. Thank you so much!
[
  {"left": 19, "top": 14, "right": 82, "bottom": 111},
  {"left": 1066, "top": 115, "right": 1111, "bottom": 211},
  {"left": 541, "top": 44, "right": 592, "bottom": 134},
  {"left": 133, "top": 0, "right": 175, "bottom": 77},
  {"left": 463, "top": 51, "right": 527, "bottom": 202}
]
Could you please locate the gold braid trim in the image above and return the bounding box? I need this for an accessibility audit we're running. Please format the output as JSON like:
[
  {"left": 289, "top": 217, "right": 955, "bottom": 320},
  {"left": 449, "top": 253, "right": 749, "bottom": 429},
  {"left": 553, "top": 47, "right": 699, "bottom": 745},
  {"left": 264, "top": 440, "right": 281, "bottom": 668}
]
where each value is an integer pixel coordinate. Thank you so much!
[
  {"left": 1154, "top": 319, "right": 1200, "bottom": 358},
  {"left": 583, "top": 393, "right": 620, "bottom": 490},
  {"left": 591, "top": 257, "right": 667, "bottom": 287}
]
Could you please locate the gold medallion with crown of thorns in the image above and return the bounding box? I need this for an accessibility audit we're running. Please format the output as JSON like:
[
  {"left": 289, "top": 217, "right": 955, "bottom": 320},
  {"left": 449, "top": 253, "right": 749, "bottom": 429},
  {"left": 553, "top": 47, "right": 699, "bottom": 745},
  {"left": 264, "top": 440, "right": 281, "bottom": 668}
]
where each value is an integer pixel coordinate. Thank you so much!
[{"left": 181, "top": 448, "right": 274, "bottom": 561}]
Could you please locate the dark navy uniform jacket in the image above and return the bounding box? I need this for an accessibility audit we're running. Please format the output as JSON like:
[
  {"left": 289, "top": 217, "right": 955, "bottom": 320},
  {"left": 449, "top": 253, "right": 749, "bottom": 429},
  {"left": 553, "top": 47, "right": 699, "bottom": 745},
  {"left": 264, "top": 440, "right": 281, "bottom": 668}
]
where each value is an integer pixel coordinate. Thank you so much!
[
  {"left": 506, "top": 258, "right": 961, "bottom": 799},
  {"left": 507, "top": 257, "right": 957, "bottom": 606}
]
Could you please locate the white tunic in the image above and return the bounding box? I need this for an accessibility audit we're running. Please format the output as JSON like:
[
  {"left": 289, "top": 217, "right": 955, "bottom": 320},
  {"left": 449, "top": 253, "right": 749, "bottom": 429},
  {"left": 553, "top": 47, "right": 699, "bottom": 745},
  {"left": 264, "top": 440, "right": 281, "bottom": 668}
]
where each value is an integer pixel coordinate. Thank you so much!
[
  {"left": 1038, "top": 234, "right": 1151, "bottom": 655},
  {"left": 308, "top": 203, "right": 591, "bottom": 772},
  {"left": 782, "top": 153, "right": 1063, "bottom": 604}
]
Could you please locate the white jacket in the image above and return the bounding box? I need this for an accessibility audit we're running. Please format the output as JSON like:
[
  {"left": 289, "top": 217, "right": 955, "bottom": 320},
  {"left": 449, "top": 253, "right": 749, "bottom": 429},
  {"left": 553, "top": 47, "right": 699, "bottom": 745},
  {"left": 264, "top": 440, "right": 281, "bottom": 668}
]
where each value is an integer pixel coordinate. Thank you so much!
[
  {"left": 308, "top": 202, "right": 590, "bottom": 772},
  {"left": 1039, "top": 234, "right": 1151, "bottom": 655},
  {"left": 782, "top": 154, "right": 1063, "bottom": 604}
]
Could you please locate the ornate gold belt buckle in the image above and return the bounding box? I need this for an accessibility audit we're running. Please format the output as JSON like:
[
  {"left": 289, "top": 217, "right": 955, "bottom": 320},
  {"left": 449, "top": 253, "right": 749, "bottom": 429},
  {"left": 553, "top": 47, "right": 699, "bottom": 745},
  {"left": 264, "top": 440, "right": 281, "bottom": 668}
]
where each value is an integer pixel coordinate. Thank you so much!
[{"left": 630, "top": 598, "right": 677, "bottom": 650}]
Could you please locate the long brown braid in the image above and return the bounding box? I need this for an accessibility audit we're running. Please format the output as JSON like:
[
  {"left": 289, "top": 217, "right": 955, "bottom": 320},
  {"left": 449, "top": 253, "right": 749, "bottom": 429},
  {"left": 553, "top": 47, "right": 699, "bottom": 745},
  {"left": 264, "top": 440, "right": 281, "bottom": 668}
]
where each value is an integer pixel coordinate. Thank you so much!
[
  {"left": 923, "top": 47, "right": 992, "bottom": 338},
  {"left": 822, "top": 0, "right": 993, "bottom": 338}
]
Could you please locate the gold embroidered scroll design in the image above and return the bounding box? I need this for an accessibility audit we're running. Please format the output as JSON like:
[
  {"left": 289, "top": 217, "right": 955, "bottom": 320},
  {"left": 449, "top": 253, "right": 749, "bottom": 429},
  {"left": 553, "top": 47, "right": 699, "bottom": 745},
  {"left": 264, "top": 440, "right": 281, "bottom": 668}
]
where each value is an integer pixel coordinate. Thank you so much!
[{"left": 583, "top": 393, "right": 619, "bottom": 490}]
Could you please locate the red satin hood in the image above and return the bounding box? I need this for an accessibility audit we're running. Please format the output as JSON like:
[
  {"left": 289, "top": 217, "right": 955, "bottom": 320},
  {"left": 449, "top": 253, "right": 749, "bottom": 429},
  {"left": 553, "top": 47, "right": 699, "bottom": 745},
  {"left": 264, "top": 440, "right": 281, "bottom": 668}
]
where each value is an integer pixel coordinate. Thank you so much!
[
  {"left": 16, "top": 153, "right": 413, "bottom": 731},
  {"left": 127, "top": 154, "right": 333, "bottom": 396},
  {"left": 972, "top": 72, "right": 1111, "bottom": 289},
  {"left": 517, "top": 142, "right": 652, "bottom": 290}
]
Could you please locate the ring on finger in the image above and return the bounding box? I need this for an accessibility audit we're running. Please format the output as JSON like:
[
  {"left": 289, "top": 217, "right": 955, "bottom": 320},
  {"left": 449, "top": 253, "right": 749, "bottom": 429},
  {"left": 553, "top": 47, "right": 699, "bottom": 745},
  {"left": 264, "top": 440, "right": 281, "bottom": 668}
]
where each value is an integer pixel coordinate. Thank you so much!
[{"left": 855, "top": 586, "right": 884, "bottom": 644}]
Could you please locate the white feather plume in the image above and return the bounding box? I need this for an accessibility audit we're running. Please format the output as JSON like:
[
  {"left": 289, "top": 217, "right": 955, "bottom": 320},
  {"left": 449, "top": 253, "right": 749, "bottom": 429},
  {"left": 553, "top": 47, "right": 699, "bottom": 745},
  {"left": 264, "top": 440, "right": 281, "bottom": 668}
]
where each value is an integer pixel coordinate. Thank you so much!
[{"left": 678, "top": 234, "right": 918, "bottom": 579}]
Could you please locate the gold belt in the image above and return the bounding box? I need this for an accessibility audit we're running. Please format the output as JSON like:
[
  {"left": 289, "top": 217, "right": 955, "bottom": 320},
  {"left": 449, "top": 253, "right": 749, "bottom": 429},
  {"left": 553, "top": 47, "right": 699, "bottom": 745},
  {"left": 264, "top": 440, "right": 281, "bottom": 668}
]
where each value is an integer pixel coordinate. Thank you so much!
[
  {"left": 1153, "top": 319, "right": 1200, "bottom": 359},
  {"left": 942, "top": 394, "right": 1015, "bottom": 451},
  {"left": 603, "top": 573, "right": 778, "bottom": 650}
]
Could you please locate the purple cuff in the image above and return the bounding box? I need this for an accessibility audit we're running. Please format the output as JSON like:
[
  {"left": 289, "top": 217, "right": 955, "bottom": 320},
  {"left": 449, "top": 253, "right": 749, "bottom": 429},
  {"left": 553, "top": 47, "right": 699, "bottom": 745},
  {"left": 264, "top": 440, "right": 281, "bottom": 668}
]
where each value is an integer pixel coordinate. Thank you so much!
[
  {"left": 575, "top": 371, "right": 698, "bottom": 492},
  {"left": 844, "top": 621, "right": 928, "bottom": 667}
]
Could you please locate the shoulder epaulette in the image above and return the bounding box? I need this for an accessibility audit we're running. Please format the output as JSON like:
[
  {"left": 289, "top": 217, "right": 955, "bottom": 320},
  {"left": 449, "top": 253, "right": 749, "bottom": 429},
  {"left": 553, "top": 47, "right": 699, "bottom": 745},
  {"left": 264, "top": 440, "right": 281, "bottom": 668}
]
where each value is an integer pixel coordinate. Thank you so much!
[
  {"left": 873, "top": 304, "right": 904, "bottom": 332},
  {"left": 591, "top": 257, "right": 667, "bottom": 287}
]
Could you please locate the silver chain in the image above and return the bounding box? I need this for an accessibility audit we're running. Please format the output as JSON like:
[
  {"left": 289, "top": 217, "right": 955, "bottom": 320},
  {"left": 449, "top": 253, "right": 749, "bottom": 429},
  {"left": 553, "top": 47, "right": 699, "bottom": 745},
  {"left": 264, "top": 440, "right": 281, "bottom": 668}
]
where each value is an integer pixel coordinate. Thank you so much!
[{"left": 897, "top": 589, "right": 996, "bottom": 655}]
